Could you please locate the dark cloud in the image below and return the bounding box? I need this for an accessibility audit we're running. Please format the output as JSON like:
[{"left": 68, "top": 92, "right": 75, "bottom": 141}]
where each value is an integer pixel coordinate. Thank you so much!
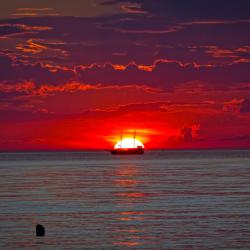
[
  {"left": 240, "top": 99, "right": 250, "bottom": 112},
  {"left": 75, "top": 61, "right": 250, "bottom": 89},
  {"left": 1, "top": 50, "right": 250, "bottom": 94},
  {"left": 0, "top": 54, "right": 74, "bottom": 85},
  {"left": 0, "top": 55, "right": 13, "bottom": 80},
  {"left": 167, "top": 124, "right": 200, "bottom": 145},
  {"left": 103, "top": 0, "right": 250, "bottom": 21},
  {"left": 0, "top": 6, "right": 249, "bottom": 106},
  {"left": 180, "top": 126, "right": 193, "bottom": 142},
  {"left": 0, "top": 13, "right": 249, "bottom": 76},
  {"left": 0, "top": 24, "right": 30, "bottom": 36},
  {"left": 1, "top": 14, "right": 249, "bottom": 66},
  {"left": 0, "top": 0, "right": 118, "bottom": 19}
]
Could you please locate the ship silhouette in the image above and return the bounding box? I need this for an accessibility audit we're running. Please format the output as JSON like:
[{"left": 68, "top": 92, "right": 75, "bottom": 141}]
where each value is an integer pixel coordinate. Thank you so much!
[{"left": 110, "top": 131, "right": 144, "bottom": 155}]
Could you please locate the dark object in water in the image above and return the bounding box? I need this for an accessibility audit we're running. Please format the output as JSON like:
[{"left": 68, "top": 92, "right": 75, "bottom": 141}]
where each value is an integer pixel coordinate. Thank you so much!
[
  {"left": 36, "top": 224, "right": 45, "bottom": 236},
  {"left": 111, "top": 146, "right": 144, "bottom": 155}
]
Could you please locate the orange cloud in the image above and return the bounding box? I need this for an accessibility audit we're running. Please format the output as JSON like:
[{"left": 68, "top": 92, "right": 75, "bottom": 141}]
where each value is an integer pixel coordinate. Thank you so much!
[
  {"left": 36, "top": 82, "right": 98, "bottom": 96},
  {"left": 16, "top": 39, "right": 48, "bottom": 54},
  {"left": 120, "top": 3, "right": 148, "bottom": 14},
  {"left": 0, "top": 81, "right": 35, "bottom": 93},
  {"left": 223, "top": 98, "right": 244, "bottom": 112},
  {"left": 12, "top": 7, "right": 57, "bottom": 17}
]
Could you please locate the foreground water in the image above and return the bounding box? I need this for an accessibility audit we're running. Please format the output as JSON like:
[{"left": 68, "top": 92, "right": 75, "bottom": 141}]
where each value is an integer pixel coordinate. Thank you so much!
[{"left": 0, "top": 150, "right": 250, "bottom": 249}]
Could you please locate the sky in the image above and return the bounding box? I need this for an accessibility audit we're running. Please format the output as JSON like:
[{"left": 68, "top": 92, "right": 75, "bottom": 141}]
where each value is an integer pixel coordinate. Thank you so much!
[{"left": 0, "top": 0, "right": 250, "bottom": 150}]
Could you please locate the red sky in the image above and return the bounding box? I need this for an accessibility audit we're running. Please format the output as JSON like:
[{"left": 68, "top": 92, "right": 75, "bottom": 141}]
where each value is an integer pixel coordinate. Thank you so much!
[{"left": 0, "top": 0, "right": 250, "bottom": 150}]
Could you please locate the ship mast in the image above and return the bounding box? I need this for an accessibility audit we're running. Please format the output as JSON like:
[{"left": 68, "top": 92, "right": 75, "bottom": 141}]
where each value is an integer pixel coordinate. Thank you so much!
[
  {"left": 120, "top": 131, "right": 123, "bottom": 148},
  {"left": 134, "top": 130, "right": 136, "bottom": 148}
]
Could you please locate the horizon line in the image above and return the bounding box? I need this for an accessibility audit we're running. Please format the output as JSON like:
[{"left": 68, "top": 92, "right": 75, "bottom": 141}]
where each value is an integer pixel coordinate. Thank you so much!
[{"left": 0, "top": 148, "right": 250, "bottom": 153}]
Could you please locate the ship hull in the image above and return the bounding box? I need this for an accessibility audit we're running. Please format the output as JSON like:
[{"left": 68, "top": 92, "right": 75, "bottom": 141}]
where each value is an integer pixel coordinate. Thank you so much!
[{"left": 110, "top": 148, "right": 144, "bottom": 155}]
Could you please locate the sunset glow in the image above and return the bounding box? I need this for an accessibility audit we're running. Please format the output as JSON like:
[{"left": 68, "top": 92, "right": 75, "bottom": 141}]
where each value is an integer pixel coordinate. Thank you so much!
[
  {"left": 114, "top": 138, "right": 144, "bottom": 149},
  {"left": 0, "top": 1, "right": 250, "bottom": 150}
]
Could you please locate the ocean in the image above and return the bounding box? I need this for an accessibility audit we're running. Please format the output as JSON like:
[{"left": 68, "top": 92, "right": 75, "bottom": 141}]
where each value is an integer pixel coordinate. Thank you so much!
[{"left": 0, "top": 150, "right": 250, "bottom": 249}]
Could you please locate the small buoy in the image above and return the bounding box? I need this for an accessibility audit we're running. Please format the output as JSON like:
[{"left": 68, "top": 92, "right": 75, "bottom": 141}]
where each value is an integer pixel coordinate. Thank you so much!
[{"left": 36, "top": 224, "right": 45, "bottom": 236}]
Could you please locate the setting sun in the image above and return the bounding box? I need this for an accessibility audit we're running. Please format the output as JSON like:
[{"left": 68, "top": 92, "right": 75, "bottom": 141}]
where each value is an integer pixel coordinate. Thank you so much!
[{"left": 114, "top": 138, "right": 144, "bottom": 149}]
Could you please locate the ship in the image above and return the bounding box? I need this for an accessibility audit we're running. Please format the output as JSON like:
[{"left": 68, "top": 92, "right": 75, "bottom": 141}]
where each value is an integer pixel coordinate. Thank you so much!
[{"left": 110, "top": 131, "right": 144, "bottom": 155}]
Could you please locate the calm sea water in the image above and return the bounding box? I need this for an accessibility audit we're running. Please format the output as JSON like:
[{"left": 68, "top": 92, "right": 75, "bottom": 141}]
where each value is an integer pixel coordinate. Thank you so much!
[{"left": 0, "top": 150, "right": 250, "bottom": 249}]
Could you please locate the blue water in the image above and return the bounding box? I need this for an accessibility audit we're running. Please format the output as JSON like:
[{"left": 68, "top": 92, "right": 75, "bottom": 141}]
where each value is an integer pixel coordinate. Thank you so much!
[{"left": 0, "top": 150, "right": 250, "bottom": 249}]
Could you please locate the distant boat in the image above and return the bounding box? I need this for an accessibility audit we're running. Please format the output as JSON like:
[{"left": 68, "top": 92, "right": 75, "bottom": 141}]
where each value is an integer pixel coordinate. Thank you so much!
[
  {"left": 110, "top": 131, "right": 144, "bottom": 155},
  {"left": 111, "top": 146, "right": 144, "bottom": 155}
]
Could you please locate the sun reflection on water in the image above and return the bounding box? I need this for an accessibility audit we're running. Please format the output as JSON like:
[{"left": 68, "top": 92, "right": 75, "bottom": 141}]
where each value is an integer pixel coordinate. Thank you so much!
[{"left": 112, "top": 164, "right": 148, "bottom": 247}]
